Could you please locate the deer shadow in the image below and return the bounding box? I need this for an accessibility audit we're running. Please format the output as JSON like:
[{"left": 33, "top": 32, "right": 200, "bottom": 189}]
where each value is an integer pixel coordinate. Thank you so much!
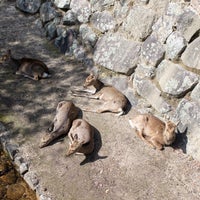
[
  {"left": 80, "top": 126, "right": 107, "bottom": 166},
  {"left": 172, "top": 127, "right": 188, "bottom": 154}
]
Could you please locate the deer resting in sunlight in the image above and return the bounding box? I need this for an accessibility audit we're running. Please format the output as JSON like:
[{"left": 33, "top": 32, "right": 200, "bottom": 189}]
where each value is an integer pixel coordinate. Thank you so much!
[
  {"left": 129, "top": 114, "right": 177, "bottom": 150},
  {"left": 0, "top": 49, "right": 51, "bottom": 80},
  {"left": 71, "top": 73, "right": 128, "bottom": 116},
  {"left": 66, "top": 119, "right": 94, "bottom": 156},
  {"left": 40, "top": 101, "right": 79, "bottom": 148}
]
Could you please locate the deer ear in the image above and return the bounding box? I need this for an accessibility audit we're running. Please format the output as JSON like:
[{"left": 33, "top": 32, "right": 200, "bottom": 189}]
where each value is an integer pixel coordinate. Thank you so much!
[{"left": 57, "top": 101, "right": 64, "bottom": 109}]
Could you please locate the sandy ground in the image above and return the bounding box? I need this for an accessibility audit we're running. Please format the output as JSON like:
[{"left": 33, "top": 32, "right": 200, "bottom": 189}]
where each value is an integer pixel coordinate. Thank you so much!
[{"left": 1, "top": 1, "right": 200, "bottom": 200}]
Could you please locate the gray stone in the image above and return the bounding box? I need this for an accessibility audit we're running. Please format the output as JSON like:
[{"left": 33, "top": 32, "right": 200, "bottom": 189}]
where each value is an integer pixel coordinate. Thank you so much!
[
  {"left": 38, "top": 194, "right": 52, "bottom": 200},
  {"left": 90, "top": 0, "right": 115, "bottom": 12},
  {"left": 191, "top": 0, "right": 200, "bottom": 15},
  {"left": 113, "top": 1, "right": 130, "bottom": 23},
  {"left": 40, "top": 2, "right": 57, "bottom": 23},
  {"left": 135, "top": 0, "right": 149, "bottom": 5},
  {"left": 152, "top": 15, "right": 175, "bottom": 43},
  {"left": 19, "top": 163, "right": 29, "bottom": 175},
  {"left": 70, "top": 0, "right": 91, "bottom": 23},
  {"left": 73, "top": 46, "right": 86, "bottom": 61},
  {"left": 191, "top": 82, "right": 200, "bottom": 102},
  {"left": 156, "top": 60, "right": 199, "bottom": 97},
  {"left": 55, "top": 29, "right": 76, "bottom": 54},
  {"left": 148, "top": 0, "right": 170, "bottom": 16},
  {"left": 24, "top": 171, "right": 39, "bottom": 190},
  {"left": 91, "top": 11, "right": 116, "bottom": 33},
  {"left": 135, "top": 64, "right": 156, "bottom": 79},
  {"left": 63, "top": 10, "right": 77, "bottom": 25},
  {"left": 122, "top": 6, "right": 156, "bottom": 41},
  {"left": 176, "top": 8, "right": 200, "bottom": 42},
  {"left": 79, "top": 24, "right": 98, "bottom": 47},
  {"left": 93, "top": 33, "right": 141, "bottom": 75},
  {"left": 140, "top": 34, "right": 165, "bottom": 67},
  {"left": 133, "top": 75, "right": 171, "bottom": 113},
  {"left": 175, "top": 99, "right": 200, "bottom": 160},
  {"left": 165, "top": 2, "right": 184, "bottom": 17},
  {"left": 5, "top": 143, "right": 19, "bottom": 160},
  {"left": 16, "top": 0, "right": 41, "bottom": 14},
  {"left": 56, "top": 25, "right": 67, "bottom": 37},
  {"left": 53, "top": 0, "right": 70, "bottom": 9},
  {"left": 45, "top": 21, "right": 57, "bottom": 40},
  {"left": 165, "top": 31, "right": 187, "bottom": 61},
  {"left": 181, "top": 37, "right": 200, "bottom": 70}
]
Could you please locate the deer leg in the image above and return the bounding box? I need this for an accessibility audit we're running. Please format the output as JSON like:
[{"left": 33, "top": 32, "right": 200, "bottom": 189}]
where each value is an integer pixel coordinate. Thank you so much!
[
  {"left": 149, "top": 138, "right": 163, "bottom": 150},
  {"left": 135, "top": 130, "right": 156, "bottom": 149},
  {"left": 33, "top": 74, "right": 39, "bottom": 80},
  {"left": 71, "top": 87, "right": 95, "bottom": 94}
]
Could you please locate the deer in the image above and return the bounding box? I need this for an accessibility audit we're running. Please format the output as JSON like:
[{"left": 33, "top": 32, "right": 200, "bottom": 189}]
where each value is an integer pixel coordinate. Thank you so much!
[
  {"left": 66, "top": 119, "right": 94, "bottom": 156},
  {"left": 129, "top": 114, "right": 177, "bottom": 150},
  {"left": 0, "top": 49, "right": 51, "bottom": 80},
  {"left": 71, "top": 73, "right": 128, "bottom": 116},
  {"left": 39, "top": 101, "right": 79, "bottom": 148}
]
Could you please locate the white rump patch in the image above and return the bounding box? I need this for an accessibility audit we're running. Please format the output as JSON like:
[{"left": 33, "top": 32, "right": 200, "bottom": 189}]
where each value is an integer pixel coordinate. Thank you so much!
[{"left": 42, "top": 72, "right": 51, "bottom": 78}]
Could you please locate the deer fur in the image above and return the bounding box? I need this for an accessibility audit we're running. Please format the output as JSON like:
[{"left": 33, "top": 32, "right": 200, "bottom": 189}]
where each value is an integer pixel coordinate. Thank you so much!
[
  {"left": 66, "top": 119, "right": 94, "bottom": 156},
  {"left": 71, "top": 73, "right": 128, "bottom": 116},
  {"left": 1, "top": 50, "right": 51, "bottom": 80},
  {"left": 40, "top": 101, "right": 79, "bottom": 148},
  {"left": 129, "top": 114, "right": 177, "bottom": 150}
]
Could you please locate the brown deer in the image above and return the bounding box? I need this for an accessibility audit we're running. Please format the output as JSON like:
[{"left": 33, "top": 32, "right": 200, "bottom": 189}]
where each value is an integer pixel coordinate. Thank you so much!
[
  {"left": 0, "top": 49, "right": 51, "bottom": 80},
  {"left": 129, "top": 114, "right": 177, "bottom": 150},
  {"left": 66, "top": 119, "right": 94, "bottom": 156},
  {"left": 39, "top": 101, "right": 79, "bottom": 148},
  {"left": 71, "top": 73, "right": 128, "bottom": 116}
]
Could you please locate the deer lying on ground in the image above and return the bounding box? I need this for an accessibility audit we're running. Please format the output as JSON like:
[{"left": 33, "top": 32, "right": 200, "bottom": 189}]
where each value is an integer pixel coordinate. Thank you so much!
[
  {"left": 39, "top": 101, "right": 79, "bottom": 148},
  {"left": 71, "top": 73, "right": 128, "bottom": 116},
  {"left": 66, "top": 119, "right": 94, "bottom": 156},
  {"left": 129, "top": 114, "right": 177, "bottom": 150},
  {"left": 0, "top": 49, "right": 51, "bottom": 80}
]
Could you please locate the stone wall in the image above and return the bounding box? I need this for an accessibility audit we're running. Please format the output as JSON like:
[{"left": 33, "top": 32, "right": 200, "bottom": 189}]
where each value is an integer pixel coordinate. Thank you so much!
[{"left": 16, "top": 0, "right": 200, "bottom": 160}]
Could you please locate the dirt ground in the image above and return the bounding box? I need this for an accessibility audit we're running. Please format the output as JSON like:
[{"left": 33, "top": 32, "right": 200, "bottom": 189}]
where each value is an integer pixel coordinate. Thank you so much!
[{"left": 1, "top": 1, "right": 200, "bottom": 200}]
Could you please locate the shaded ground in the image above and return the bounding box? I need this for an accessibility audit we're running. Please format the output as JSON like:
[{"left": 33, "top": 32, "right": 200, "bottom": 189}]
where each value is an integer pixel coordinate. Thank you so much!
[{"left": 0, "top": 1, "right": 200, "bottom": 200}]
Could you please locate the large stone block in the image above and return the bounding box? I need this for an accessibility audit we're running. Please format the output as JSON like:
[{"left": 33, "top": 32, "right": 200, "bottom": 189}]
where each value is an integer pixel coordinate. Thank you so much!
[
  {"left": 140, "top": 34, "right": 165, "bottom": 67},
  {"left": 134, "top": 75, "right": 171, "bottom": 113},
  {"left": 93, "top": 33, "right": 141, "bottom": 75},
  {"left": 181, "top": 37, "right": 200, "bottom": 70},
  {"left": 53, "top": 0, "right": 70, "bottom": 9},
  {"left": 79, "top": 24, "right": 97, "bottom": 48},
  {"left": 40, "top": 2, "right": 57, "bottom": 23},
  {"left": 16, "top": 0, "right": 41, "bottom": 14},
  {"left": 91, "top": 11, "right": 116, "bottom": 33},
  {"left": 70, "top": 0, "right": 91, "bottom": 23},
  {"left": 156, "top": 60, "right": 199, "bottom": 97},
  {"left": 191, "top": 0, "right": 200, "bottom": 15},
  {"left": 176, "top": 8, "right": 200, "bottom": 42},
  {"left": 152, "top": 15, "right": 175, "bottom": 43},
  {"left": 122, "top": 6, "right": 156, "bottom": 41},
  {"left": 191, "top": 83, "right": 200, "bottom": 103},
  {"left": 90, "top": 0, "right": 115, "bottom": 12},
  {"left": 175, "top": 99, "right": 200, "bottom": 160},
  {"left": 165, "top": 31, "right": 187, "bottom": 61}
]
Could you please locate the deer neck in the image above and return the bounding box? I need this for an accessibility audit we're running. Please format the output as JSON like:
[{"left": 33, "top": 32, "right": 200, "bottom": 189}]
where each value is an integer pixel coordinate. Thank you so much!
[
  {"left": 93, "top": 79, "right": 104, "bottom": 91},
  {"left": 9, "top": 56, "right": 21, "bottom": 69}
]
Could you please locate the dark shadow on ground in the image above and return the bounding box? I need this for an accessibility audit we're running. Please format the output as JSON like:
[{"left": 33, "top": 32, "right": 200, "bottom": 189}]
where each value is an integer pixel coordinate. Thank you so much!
[
  {"left": 80, "top": 126, "right": 107, "bottom": 166},
  {"left": 172, "top": 127, "right": 188, "bottom": 154}
]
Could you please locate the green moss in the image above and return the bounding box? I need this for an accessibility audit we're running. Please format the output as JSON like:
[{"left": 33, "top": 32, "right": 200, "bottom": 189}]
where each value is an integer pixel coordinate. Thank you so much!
[{"left": 0, "top": 114, "right": 14, "bottom": 123}]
